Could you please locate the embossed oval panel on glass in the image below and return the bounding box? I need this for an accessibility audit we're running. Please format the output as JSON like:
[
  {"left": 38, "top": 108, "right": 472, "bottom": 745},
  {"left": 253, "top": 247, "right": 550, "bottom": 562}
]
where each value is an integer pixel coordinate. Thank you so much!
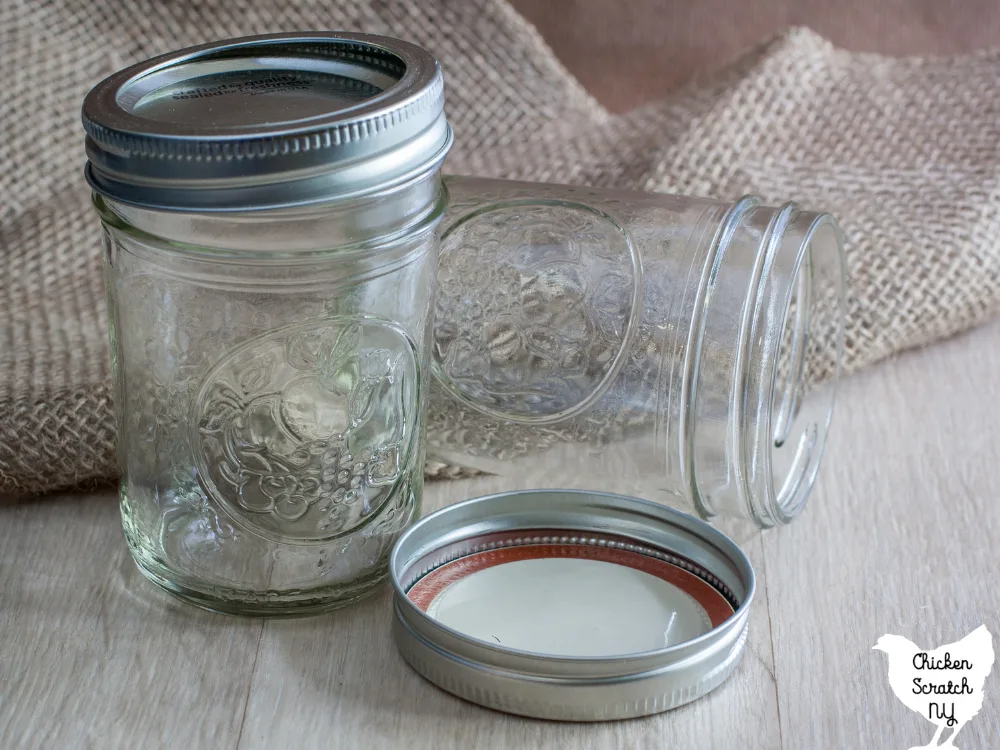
[
  {"left": 434, "top": 200, "right": 639, "bottom": 423},
  {"left": 193, "top": 318, "right": 419, "bottom": 543}
]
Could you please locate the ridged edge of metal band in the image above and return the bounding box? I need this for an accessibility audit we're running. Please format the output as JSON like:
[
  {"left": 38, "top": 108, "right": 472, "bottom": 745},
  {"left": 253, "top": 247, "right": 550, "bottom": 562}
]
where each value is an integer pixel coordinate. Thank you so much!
[
  {"left": 82, "top": 70, "right": 444, "bottom": 162},
  {"left": 81, "top": 32, "right": 444, "bottom": 161},
  {"left": 83, "top": 122, "right": 453, "bottom": 212},
  {"left": 393, "top": 600, "right": 749, "bottom": 721}
]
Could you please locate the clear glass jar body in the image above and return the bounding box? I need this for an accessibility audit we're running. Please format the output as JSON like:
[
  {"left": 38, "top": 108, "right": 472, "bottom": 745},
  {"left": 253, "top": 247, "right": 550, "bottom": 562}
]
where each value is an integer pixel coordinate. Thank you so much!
[
  {"left": 428, "top": 177, "right": 845, "bottom": 528},
  {"left": 98, "top": 173, "right": 442, "bottom": 615}
]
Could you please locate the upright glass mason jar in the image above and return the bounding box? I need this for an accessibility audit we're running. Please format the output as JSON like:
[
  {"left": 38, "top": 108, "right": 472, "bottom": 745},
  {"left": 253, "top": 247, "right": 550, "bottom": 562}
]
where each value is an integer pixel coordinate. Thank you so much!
[
  {"left": 427, "top": 177, "right": 846, "bottom": 528},
  {"left": 83, "top": 33, "right": 452, "bottom": 614}
]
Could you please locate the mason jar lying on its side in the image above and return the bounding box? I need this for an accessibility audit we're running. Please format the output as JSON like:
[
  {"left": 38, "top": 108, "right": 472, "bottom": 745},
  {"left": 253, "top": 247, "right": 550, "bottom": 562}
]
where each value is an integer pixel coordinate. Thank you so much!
[{"left": 427, "top": 177, "right": 846, "bottom": 529}]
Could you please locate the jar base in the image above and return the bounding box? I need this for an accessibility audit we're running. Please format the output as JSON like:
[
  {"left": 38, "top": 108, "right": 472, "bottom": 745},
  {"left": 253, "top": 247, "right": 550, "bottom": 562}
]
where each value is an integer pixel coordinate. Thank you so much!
[{"left": 127, "top": 545, "right": 388, "bottom": 618}]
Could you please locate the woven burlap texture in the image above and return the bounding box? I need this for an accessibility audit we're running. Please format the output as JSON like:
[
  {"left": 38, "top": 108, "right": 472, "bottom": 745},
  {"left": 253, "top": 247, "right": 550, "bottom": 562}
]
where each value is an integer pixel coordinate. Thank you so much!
[{"left": 2, "top": 1, "right": 999, "bottom": 495}]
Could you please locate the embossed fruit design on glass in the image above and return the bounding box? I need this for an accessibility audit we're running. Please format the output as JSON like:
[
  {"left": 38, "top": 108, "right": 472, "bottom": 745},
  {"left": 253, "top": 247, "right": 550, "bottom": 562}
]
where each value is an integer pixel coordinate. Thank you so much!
[
  {"left": 427, "top": 177, "right": 846, "bottom": 529},
  {"left": 83, "top": 33, "right": 451, "bottom": 614}
]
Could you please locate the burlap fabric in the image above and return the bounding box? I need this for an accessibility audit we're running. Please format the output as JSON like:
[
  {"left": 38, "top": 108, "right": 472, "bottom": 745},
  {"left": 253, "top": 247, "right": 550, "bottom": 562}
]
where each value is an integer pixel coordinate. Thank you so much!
[{"left": 2, "top": 1, "right": 999, "bottom": 495}]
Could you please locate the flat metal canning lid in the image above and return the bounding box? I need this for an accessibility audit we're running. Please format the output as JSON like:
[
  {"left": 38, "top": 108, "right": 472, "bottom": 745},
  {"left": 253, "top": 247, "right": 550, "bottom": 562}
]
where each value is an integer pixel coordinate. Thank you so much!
[
  {"left": 82, "top": 32, "right": 452, "bottom": 211},
  {"left": 389, "top": 490, "right": 755, "bottom": 721}
]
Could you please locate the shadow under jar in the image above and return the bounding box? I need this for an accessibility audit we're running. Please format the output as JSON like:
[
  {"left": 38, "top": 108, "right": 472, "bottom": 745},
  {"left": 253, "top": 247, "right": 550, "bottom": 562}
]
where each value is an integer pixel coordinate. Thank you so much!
[
  {"left": 83, "top": 33, "right": 451, "bottom": 615},
  {"left": 428, "top": 177, "right": 846, "bottom": 529}
]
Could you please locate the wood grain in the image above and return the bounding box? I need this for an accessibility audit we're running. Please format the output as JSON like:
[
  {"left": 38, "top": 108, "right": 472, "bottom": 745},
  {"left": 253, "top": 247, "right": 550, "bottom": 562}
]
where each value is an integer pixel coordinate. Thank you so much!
[
  {"left": 3, "top": 319, "right": 1000, "bottom": 748},
  {"left": 762, "top": 320, "right": 1000, "bottom": 748},
  {"left": 0, "top": 494, "right": 262, "bottom": 749}
]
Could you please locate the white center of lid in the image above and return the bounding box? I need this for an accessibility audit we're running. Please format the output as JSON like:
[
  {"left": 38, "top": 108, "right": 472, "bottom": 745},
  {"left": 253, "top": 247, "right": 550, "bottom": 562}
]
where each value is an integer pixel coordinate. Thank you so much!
[{"left": 426, "top": 557, "right": 713, "bottom": 657}]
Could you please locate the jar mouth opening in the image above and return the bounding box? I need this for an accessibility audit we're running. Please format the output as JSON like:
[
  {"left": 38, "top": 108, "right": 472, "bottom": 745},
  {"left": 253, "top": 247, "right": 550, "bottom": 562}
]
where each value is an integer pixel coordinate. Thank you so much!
[{"left": 751, "top": 212, "right": 845, "bottom": 526}]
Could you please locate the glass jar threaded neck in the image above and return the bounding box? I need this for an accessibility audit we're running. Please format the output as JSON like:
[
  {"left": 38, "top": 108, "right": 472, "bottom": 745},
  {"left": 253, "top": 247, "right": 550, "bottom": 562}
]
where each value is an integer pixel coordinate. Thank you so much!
[{"left": 685, "top": 198, "right": 846, "bottom": 527}]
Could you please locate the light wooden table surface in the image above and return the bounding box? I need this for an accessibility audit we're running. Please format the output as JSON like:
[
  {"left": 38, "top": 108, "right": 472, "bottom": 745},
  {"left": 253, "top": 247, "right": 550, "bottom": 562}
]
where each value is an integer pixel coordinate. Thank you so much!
[{"left": 3, "top": 318, "right": 1000, "bottom": 749}]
